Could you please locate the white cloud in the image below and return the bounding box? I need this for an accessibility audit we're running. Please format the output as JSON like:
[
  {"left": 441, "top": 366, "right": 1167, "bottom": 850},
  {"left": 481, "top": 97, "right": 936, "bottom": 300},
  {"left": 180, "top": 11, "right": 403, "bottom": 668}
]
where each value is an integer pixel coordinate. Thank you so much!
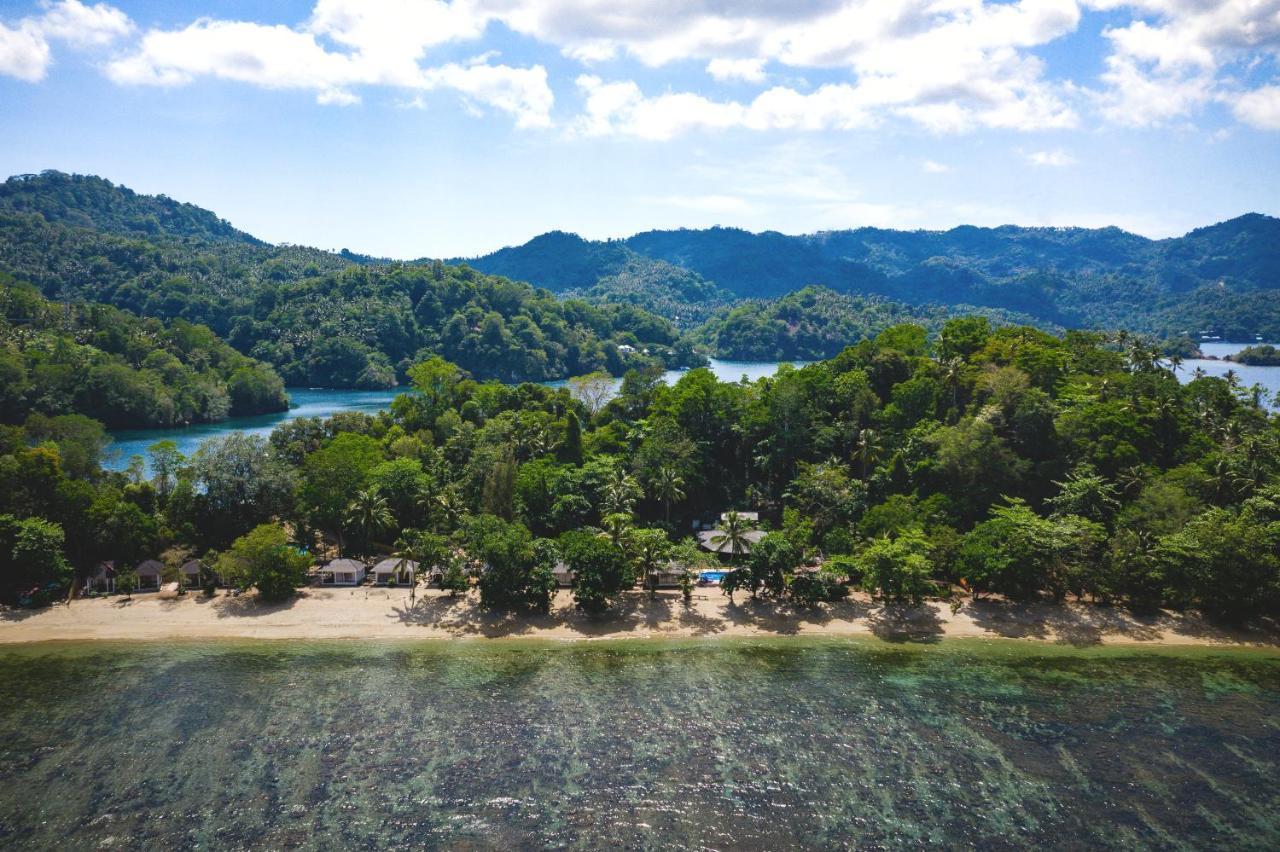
[
  {"left": 1026, "top": 148, "right": 1077, "bottom": 166},
  {"left": 0, "top": 21, "right": 48, "bottom": 81},
  {"left": 104, "top": 6, "right": 553, "bottom": 127},
  {"left": 95, "top": 1, "right": 1078, "bottom": 135},
  {"left": 1089, "top": 0, "right": 1280, "bottom": 127},
  {"left": 922, "top": 160, "right": 951, "bottom": 173},
  {"left": 37, "top": 0, "right": 131, "bottom": 47},
  {"left": 1233, "top": 84, "right": 1280, "bottom": 129},
  {"left": 706, "top": 57, "right": 766, "bottom": 83},
  {"left": 4, "top": 0, "right": 1279, "bottom": 136},
  {"left": 0, "top": 1, "right": 130, "bottom": 81},
  {"left": 317, "top": 87, "right": 360, "bottom": 106},
  {"left": 561, "top": 0, "right": 1082, "bottom": 136}
]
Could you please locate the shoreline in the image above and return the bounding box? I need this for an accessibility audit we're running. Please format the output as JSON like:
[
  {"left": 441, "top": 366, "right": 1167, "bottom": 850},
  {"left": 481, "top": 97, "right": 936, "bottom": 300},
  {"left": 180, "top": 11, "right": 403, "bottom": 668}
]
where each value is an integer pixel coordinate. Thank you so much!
[{"left": 2, "top": 588, "right": 1275, "bottom": 649}]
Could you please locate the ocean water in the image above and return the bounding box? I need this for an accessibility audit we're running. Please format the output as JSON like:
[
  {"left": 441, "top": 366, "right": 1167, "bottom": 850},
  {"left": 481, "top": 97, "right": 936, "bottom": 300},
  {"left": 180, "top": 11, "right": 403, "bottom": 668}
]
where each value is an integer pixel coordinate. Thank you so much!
[
  {"left": 0, "top": 639, "right": 1275, "bottom": 849},
  {"left": 1179, "top": 341, "right": 1280, "bottom": 410}
]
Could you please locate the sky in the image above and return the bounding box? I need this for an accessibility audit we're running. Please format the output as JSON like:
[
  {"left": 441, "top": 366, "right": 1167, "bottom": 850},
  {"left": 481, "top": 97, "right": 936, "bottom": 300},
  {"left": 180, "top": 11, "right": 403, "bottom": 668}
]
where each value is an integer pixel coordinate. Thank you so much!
[{"left": 0, "top": 1, "right": 1278, "bottom": 258}]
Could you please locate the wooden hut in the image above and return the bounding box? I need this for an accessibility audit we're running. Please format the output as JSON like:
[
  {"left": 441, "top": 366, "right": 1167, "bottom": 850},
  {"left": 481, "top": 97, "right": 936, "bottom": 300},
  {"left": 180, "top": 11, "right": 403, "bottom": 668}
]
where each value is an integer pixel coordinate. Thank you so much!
[{"left": 135, "top": 559, "right": 164, "bottom": 591}]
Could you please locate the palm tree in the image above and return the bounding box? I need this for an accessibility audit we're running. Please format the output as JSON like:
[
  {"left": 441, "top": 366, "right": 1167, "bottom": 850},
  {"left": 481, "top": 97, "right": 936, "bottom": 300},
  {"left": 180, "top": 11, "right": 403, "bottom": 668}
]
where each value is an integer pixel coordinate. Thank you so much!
[
  {"left": 1248, "top": 382, "right": 1267, "bottom": 409},
  {"left": 709, "top": 511, "right": 755, "bottom": 564},
  {"left": 629, "top": 528, "right": 670, "bottom": 598},
  {"left": 602, "top": 466, "right": 639, "bottom": 517},
  {"left": 651, "top": 465, "right": 685, "bottom": 525},
  {"left": 941, "top": 357, "right": 964, "bottom": 417},
  {"left": 599, "top": 512, "right": 634, "bottom": 551},
  {"left": 346, "top": 488, "right": 393, "bottom": 558},
  {"left": 426, "top": 487, "right": 463, "bottom": 533},
  {"left": 851, "top": 428, "right": 882, "bottom": 480}
]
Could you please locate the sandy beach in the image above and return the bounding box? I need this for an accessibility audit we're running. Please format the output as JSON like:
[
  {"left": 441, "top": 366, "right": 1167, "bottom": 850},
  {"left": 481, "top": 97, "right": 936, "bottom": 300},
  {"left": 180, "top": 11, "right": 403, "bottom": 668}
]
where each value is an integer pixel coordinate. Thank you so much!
[{"left": 1, "top": 587, "right": 1275, "bottom": 647}]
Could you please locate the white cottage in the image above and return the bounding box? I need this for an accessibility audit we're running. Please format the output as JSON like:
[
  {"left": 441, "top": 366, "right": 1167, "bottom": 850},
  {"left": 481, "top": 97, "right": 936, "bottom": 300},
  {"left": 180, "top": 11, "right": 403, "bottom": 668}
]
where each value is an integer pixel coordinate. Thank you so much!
[
  {"left": 321, "top": 558, "right": 366, "bottom": 586},
  {"left": 371, "top": 558, "right": 417, "bottom": 585}
]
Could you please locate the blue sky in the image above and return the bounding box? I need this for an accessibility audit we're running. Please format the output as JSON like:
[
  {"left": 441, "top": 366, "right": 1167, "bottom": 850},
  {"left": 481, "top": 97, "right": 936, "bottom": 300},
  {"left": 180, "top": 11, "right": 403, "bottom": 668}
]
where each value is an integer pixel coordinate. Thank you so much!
[{"left": 0, "top": 1, "right": 1278, "bottom": 257}]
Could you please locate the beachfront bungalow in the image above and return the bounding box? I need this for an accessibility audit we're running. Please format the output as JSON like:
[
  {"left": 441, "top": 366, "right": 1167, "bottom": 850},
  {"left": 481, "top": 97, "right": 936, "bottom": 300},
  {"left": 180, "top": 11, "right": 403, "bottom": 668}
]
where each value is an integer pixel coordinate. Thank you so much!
[
  {"left": 371, "top": 558, "right": 417, "bottom": 585},
  {"left": 135, "top": 559, "right": 164, "bottom": 591},
  {"left": 179, "top": 559, "right": 221, "bottom": 589},
  {"left": 86, "top": 561, "right": 115, "bottom": 594},
  {"left": 552, "top": 560, "right": 574, "bottom": 588},
  {"left": 319, "top": 558, "right": 366, "bottom": 586}
]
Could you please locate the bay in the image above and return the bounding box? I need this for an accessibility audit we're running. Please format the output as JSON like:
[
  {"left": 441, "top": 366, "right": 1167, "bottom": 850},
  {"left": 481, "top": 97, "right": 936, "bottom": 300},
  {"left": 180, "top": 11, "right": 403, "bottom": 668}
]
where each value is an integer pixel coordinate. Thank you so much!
[
  {"left": 0, "top": 639, "right": 1275, "bottom": 849},
  {"left": 1178, "top": 341, "right": 1280, "bottom": 410}
]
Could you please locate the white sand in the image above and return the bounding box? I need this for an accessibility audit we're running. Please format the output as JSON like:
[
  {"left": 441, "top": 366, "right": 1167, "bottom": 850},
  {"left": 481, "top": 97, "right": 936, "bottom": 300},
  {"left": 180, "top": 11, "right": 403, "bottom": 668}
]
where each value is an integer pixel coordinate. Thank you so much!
[{"left": 1, "top": 587, "right": 1274, "bottom": 647}]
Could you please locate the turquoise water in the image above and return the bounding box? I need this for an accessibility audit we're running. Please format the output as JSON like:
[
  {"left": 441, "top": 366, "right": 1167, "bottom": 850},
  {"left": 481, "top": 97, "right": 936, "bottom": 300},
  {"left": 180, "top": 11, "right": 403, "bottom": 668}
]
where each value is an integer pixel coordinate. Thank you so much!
[
  {"left": 699, "top": 570, "right": 730, "bottom": 583},
  {"left": 105, "top": 388, "right": 399, "bottom": 471},
  {"left": 104, "top": 360, "right": 805, "bottom": 471},
  {"left": 0, "top": 639, "right": 1275, "bottom": 849}
]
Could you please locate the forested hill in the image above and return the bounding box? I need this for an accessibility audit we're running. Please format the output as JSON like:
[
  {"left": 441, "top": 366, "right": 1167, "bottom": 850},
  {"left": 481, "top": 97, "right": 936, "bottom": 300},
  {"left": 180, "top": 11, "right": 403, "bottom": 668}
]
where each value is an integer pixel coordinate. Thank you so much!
[
  {"left": 0, "top": 172, "right": 703, "bottom": 388},
  {"left": 464, "top": 215, "right": 1280, "bottom": 340},
  {"left": 448, "top": 231, "right": 734, "bottom": 329},
  {"left": 0, "top": 172, "right": 259, "bottom": 244},
  {"left": 700, "top": 286, "right": 1049, "bottom": 361},
  {"left": 0, "top": 275, "right": 288, "bottom": 429}
]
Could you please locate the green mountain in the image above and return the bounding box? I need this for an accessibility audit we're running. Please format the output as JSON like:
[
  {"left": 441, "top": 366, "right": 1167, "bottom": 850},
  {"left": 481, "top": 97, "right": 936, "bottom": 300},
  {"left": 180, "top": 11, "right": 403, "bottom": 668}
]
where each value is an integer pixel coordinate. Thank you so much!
[
  {"left": 464, "top": 216, "right": 1280, "bottom": 340},
  {"left": 448, "top": 231, "right": 733, "bottom": 329},
  {"left": 0, "top": 172, "right": 703, "bottom": 389}
]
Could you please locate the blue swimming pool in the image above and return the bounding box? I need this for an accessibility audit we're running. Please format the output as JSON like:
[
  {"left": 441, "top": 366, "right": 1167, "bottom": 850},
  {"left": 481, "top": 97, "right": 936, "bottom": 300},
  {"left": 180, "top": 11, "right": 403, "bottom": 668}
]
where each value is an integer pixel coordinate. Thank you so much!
[{"left": 699, "top": 570, "right": 730, "bottom": 583}]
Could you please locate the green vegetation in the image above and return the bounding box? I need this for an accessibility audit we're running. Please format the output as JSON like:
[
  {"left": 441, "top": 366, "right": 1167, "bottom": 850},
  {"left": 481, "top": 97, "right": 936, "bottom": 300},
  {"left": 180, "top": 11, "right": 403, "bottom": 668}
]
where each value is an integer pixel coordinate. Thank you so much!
[
  {"left": 468, "top": 216, "right": 1280, "bottom": 343},
  {"left": 2, "top": 172, "right": 1278, "bottom": 624},
  {"left": 0, "top": 173, "right": 704, "bottom": 389},
  {"left": 1230, "top": 344, "right": 1280, "bottom": 366},
  {"left": 215, "top": 523, "right": 310, "bottom": 602},
  {"left": 4, "top": 311, "right": 1279, "bottom": 625},
  {"left": 699, "top": 285, "right": 1045, "bottom": 360},
  {"left": 0, "top": 276, "right": 287, "bottom": 428}
]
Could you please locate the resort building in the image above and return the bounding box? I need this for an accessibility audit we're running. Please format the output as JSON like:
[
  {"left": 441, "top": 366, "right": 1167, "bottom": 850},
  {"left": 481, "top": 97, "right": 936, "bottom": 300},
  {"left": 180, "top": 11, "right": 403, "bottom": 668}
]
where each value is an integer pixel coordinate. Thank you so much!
[
  {"left": 318, "top": 558, "right": 366, "bottom": 586},
  {"left": 86, "top": 561, "right": 115, "bottom": 594},
  {"left": 371, "top": 558, "right": 417, "bottom": 585},
  {"left": 179, "top": 559, "right": 212, "bottom": 589},
  {"left": 135, "top": 560, "right": 164, "bottom": 591}
]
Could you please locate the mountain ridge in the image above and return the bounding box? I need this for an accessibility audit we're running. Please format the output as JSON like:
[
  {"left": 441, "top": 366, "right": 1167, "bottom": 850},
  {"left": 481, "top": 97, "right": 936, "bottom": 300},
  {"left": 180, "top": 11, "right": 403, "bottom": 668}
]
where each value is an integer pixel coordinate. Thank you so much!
[{"left": 460, "top": 214, "right": 1280, "bottom": 339}]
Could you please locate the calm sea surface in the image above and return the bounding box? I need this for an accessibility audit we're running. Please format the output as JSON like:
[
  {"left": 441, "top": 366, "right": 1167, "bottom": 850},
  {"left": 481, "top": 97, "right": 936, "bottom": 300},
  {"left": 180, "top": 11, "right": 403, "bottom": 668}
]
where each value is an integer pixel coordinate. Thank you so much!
[
  {"left": 0, "top": 639, "right": 1275, "bottom": 849},
  {"left": 104, "top": 359, "right": 806, "bottom": 471},
  {"left": 1179, "top": 341, "right": 1280, "bottom": 409}
]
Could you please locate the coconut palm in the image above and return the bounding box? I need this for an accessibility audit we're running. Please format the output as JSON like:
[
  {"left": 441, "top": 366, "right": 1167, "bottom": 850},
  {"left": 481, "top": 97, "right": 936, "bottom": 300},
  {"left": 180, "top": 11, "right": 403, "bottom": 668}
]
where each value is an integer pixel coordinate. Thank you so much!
[
  {"left": 851, "top": 428, "right": 882, "bottom": 480},
  {"left": 346, "top": 488, "right": 393, "bottom": 558},
  {"left": 941, "top": 357, "right": 965, "bottom": 417},
  {"left": 629, "top": 528, "right": 671, "bottom": 598},
  {"left": 709, "top": 511, "right": 755, "bottom": 564},
  {"left": 425, "top": 487, "right": 464, "bottom": 533},
  {"left": 602, "top": 466, "right": 640, "bottom": 517},
  {"left": 599, "top": 512, "right": 634, "bottom": 551},
  {"left": 651, "top": 465, "right": 685, "bottom": 525}
]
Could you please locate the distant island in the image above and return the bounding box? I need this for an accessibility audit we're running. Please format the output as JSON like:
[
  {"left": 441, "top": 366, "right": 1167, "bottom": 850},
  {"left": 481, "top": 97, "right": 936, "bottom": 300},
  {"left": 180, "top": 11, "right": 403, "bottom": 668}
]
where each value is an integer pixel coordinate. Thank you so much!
[{"left": 1230, "top": 344, "right": 1280, "bottom": 366}]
